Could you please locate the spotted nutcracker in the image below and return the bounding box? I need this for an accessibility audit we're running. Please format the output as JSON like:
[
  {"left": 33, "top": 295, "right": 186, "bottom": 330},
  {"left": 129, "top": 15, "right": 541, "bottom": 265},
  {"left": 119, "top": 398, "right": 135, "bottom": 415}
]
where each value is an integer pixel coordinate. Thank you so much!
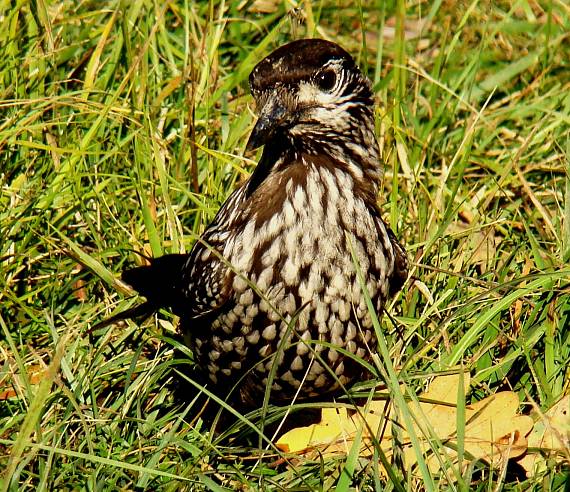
[{"left": 120, "top": 39, "right": 408, "bottom": 406}]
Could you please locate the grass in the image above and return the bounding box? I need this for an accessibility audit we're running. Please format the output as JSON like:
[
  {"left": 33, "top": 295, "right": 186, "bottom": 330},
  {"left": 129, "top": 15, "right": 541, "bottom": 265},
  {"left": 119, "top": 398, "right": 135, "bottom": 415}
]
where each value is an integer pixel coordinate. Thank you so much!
[{"left": 1, "top": 0, "right": 569, "bottom": 489}]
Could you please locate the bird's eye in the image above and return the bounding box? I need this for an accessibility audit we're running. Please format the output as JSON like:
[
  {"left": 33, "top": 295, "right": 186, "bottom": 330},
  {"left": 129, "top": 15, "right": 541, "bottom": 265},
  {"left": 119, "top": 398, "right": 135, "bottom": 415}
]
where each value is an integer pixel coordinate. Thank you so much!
[{"left": 315, "top": 69, "right": 337, "bottom": 91}]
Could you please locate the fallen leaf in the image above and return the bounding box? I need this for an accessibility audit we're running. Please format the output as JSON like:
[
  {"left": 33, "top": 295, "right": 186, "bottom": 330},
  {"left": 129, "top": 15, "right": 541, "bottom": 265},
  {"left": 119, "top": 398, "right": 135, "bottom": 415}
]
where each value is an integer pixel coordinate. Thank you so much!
[
  {"left": 517, "top": 395, "right": 570, "bottom": 476},
  {"left": 276, "top": 407, "right": 354, "bottom": 453},
  {"left": 277, "top": 373, "right": 535, "bottom": 479},
  {"left": 462, "top": 392, "right": 532, "bottom": 462},
  {"left": 0, "top": 360, "right": 47, "bottom": 400},
  {"left": 248, "top": 0, "right": 280, "bottom": 14},
  {"left": 362, "top": 17, "right": 429, "bottom": 42}
]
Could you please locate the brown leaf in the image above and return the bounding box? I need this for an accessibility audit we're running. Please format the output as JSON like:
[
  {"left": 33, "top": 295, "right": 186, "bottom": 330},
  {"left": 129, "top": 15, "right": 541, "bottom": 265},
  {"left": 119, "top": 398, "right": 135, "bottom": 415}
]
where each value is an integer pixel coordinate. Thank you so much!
[{"left": 0, "top": 361, "right": 47, "bottom": 400}]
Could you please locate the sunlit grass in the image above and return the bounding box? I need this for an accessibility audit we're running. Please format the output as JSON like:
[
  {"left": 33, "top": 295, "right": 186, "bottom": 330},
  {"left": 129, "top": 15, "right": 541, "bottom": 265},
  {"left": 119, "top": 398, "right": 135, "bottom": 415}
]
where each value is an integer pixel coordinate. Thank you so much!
[{"left": 1, "top": 1, "right": 569, "bottom": 489}]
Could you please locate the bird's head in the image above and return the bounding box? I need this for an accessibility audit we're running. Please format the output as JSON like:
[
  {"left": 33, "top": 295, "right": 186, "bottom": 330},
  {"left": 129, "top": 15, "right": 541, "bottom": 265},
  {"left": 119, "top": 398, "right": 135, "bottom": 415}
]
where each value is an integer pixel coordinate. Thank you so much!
[{"left": 246, "top": 39, "right": 374, "bottom": 152}]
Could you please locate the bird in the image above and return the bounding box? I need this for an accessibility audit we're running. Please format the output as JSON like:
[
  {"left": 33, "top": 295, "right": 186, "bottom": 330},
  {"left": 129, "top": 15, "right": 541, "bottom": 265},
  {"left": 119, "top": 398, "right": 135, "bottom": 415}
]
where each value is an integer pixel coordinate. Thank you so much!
[{"left": 120, "top": 39, "right": 408, "bottom": 406}]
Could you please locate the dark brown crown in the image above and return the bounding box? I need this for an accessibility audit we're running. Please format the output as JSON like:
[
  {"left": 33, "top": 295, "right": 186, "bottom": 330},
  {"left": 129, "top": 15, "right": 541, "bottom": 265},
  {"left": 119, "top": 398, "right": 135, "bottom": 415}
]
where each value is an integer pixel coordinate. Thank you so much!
[{"left": 249, "top": 39, "right": 358, "bottom": 95}]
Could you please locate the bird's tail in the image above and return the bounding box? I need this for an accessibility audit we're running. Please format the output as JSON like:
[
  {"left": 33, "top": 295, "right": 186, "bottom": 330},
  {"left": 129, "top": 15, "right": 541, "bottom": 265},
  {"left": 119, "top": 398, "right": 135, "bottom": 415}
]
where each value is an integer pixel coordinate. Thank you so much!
[
  {"left": 92, "top": 254, "right": 188, "bottom": 331},
  {"left": 121, "top": 253, "right": 188, "bottom": 312}
]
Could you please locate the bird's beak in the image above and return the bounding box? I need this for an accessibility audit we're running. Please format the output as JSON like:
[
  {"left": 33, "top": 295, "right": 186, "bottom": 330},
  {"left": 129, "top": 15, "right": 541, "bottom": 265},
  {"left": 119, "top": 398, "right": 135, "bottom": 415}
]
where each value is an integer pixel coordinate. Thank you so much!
[{"left": 246, "top": 97, "right": 289, "bottom": 151}]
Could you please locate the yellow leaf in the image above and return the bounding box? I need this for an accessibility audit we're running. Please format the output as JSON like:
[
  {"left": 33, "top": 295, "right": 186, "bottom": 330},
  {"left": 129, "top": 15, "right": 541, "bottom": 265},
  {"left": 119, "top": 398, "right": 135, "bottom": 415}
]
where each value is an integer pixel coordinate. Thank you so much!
[
  {"left": 421, "top": 373, "right": 470, "bottom": 404},
  {"left": 517, "top": 395, "right": 570, "bottom": 476},
  {"left": 276, "top": 373, "right": 535, "bottom": 480},
  {"left": 462, "top": 392, "right": 533, "bottom": 464},
  {"left": 277, "top": 407, "right": 356, "bottom": 453}
]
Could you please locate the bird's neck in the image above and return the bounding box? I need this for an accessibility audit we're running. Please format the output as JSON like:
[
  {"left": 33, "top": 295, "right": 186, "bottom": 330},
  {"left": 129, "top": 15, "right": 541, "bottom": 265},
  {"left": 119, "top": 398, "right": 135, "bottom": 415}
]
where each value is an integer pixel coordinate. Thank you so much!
[
  {"left": 292, "top": 120, "right": 382, "bottom": 199},
  {"left": 247, "top": 115, "right": 382, "bottom": 205}
]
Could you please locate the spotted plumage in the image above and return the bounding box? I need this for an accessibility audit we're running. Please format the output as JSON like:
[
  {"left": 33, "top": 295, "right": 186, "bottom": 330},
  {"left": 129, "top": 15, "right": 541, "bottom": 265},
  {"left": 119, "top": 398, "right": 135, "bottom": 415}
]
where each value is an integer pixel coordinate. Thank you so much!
[{"left": 121, "top": 39, "right": 408, "bottom": 405}]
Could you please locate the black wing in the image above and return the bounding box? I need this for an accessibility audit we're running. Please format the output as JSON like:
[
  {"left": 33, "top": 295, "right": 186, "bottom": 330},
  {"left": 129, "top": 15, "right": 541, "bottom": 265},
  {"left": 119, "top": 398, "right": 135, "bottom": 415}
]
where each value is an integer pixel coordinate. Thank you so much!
[
  {"left": 178, "top": 185, "right": 250, "bottom": 318},
  {"left": 120, "top": 185, "right": 250, "bottom": 320}
]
